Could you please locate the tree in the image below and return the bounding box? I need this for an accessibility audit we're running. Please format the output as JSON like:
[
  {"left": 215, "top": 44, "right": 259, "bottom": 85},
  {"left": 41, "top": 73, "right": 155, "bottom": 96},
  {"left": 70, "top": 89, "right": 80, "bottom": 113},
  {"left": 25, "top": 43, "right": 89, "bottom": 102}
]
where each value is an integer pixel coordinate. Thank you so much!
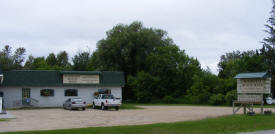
[
  {"left": 24, "top": 52, "right": 71, "bottom": 70},
  {"left": 218, "top": 50, "right": 266, "bottom": 78},
  {"left": 92, "top": 21, "right": 175, "bottom": 76},
  {"left": 46, "top": 53, "right": 58, "bottom": 66},
  {"left": 0, "top": 45, "right": 26, "bottom": 70},
  {"left": 57, "top": 51, "right": 70, "bottom": 68},
  {"left": 145, "top": 45, "right": 201, "bottom": 98},
  {"left": 91, "top": 21, "right": 176, "bottom": 100},
  {"left": 72, "top": 51, "right": 91, "bottom": 71},
  {"left": 24, "top": 56, "right": 50, "bottom": 70},
  {"left": 262, "top": 0, "right": 275, "bottom": 95}
]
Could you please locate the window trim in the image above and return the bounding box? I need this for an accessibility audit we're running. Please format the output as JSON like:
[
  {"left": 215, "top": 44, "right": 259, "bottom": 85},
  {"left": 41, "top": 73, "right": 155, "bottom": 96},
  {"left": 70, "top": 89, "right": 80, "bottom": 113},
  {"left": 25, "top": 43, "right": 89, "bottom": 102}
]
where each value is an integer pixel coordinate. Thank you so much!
[
  {"left": 40, "top": 89, "right": 54, "bottom": 97},
  {"left": 64, "top": 89, "right": 78, "bottom": 97}
]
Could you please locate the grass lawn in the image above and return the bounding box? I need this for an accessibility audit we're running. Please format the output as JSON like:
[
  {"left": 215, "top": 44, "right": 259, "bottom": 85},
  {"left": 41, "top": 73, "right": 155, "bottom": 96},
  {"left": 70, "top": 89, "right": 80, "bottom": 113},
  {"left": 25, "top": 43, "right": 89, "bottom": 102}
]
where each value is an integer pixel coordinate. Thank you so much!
[
  {"left": 2, "top": 114, "right": 275, "bottom": 134},
  {"left": 128, "top": 103, "right": 275, "bottom": 108},
  {"left": 120, "top": 104, "right": 144, "bottom": 109},
  {"left": 0, "top": 119, "right": 7, "bottom": 122}
]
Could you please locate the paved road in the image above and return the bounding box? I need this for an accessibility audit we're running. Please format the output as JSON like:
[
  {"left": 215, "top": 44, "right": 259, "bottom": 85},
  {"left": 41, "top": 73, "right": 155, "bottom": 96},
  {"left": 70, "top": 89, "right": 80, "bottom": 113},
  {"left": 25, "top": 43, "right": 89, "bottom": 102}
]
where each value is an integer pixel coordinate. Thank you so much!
[{"left": 239, "top": 130, "right": 275, "bottom": 134}]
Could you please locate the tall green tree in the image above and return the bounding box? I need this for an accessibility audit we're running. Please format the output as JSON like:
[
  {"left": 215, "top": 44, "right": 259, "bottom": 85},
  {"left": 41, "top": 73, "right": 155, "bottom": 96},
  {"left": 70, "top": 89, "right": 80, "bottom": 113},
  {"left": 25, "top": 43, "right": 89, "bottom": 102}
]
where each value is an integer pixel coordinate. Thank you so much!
[
  {"left": 57, "top": 51, "right": 70, "bottom": 68},
  {"left": 46, "top": 53, "right": 58, "bottom": 66},
  {"left": 262, "top": 0, "right": 275, "bottom": 94},
  {"left": 24, "top": 56, "right": 50, "bottom": 70},
  {"left": 218, "top": 50, "right": 266, "bottom": 78},
  {"left": 91, "top": 21, "right": 176, "bottom": 100},
  {"left": 72, "top": 51, "right": 91, "bottom": 71},
  {"left": 0, "top": 45, "right": 26, "bottom": 70},
  {"left": 92, "top": 21, "right": 175, "bottom": 76}
]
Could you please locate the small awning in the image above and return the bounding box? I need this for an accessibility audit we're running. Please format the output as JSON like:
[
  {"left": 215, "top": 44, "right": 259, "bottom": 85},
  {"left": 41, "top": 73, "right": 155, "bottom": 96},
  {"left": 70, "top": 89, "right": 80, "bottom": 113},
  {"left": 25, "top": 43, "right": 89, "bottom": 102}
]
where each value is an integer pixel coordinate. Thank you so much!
[{"left": 234, "top": 72, "right": 269, "bottom": 79}]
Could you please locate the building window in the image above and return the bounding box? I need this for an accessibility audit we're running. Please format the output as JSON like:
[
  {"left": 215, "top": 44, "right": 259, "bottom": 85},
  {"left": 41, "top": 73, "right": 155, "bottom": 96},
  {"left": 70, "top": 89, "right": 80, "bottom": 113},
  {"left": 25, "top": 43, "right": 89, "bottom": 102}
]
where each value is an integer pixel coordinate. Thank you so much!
[
  {"left": 98, "top": 89, "right": 111, "bottom": 94},
  {"left": 65, "top": 89, "right": 78, "bottom": 96},
  {"left": 40, "top": 89, "right": 54, "bottom": 96}
]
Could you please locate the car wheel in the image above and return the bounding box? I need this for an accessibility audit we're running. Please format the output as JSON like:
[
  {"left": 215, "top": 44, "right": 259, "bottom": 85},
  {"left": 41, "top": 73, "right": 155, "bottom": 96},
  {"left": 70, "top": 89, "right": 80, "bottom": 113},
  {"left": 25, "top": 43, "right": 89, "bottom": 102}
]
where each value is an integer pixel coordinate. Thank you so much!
[
  {"left": 92, "top": 102, "right": 96, "bottom": 109},
  {"left": 83, "top": 107, "right": 86, "bottom": 110},
  {"left": 115, "top": 107, "right": 119, "bottom": 111},
  {"left": 101, "top": 103, "right": 105, "bottom": 110}
]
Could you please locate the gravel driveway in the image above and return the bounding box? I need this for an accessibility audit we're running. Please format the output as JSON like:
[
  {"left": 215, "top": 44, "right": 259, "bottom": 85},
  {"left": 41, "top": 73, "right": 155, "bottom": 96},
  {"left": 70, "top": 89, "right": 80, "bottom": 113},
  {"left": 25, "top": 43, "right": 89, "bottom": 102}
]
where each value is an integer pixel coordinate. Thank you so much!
[{"left": 0, "top": 106, "right": 265, "bottom": 132}]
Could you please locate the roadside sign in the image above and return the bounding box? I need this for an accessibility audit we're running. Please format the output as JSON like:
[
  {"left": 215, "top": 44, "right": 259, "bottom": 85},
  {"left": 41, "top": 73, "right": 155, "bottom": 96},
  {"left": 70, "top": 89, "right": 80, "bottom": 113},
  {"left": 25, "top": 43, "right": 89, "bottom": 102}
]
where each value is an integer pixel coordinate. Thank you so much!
[
  {"left": 237, "top": 78, "right": 271, "bottom": 94},
  {"left": 238, "top": 94, "right": 263, "bottom": 102}
]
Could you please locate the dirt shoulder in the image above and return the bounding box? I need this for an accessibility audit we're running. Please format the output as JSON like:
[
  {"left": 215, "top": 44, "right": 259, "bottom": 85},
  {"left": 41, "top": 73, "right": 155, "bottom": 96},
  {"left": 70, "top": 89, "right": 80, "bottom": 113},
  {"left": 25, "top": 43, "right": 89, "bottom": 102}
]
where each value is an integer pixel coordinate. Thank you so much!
[{"left": 0, "top": 106, "right": 267, "bottom": 132}]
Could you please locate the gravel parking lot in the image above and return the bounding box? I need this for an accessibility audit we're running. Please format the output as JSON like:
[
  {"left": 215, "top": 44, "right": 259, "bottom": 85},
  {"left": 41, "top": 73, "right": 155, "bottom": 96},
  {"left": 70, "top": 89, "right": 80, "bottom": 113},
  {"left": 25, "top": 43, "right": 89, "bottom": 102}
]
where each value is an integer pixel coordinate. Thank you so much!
[{"left": 0, "top": 106, "right": 266, "bottom": 132}]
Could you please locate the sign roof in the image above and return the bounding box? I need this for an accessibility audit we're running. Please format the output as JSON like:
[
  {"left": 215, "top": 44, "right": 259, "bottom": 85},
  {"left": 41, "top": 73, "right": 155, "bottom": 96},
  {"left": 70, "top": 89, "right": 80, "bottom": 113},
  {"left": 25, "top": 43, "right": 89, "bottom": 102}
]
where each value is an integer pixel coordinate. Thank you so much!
[{"left": 234, "top": 72, "right": 269, "bottom": 79}]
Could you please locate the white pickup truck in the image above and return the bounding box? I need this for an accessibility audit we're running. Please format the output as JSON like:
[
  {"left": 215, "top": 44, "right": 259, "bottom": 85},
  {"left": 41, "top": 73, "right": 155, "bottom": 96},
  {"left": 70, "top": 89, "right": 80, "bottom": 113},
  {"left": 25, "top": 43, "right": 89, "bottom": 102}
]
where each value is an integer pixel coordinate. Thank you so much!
[{"left": 92, "top": 94, "right": 121, "bottom": 110}]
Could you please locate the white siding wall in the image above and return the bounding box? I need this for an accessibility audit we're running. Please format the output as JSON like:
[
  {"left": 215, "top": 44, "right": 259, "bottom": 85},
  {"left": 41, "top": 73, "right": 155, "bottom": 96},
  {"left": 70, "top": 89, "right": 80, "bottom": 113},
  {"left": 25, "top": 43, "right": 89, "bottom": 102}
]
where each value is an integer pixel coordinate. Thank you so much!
[
  {"left": 0, "top": 88, "right": 21, "bottom": 108},
  {"left": 0, "top": 86, "right": 122, "bottom": 108}
]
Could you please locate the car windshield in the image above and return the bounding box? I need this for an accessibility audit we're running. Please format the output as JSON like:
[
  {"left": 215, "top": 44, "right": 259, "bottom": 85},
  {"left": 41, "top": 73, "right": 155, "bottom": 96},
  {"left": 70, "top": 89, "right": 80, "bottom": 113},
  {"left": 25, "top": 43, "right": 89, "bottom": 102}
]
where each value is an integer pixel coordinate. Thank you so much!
[
  {"left": 72, "top": 98, "right": 82, "bottom": 102},
  {"left": 102, "top": 94, "right": 114, "bottom": 99}
]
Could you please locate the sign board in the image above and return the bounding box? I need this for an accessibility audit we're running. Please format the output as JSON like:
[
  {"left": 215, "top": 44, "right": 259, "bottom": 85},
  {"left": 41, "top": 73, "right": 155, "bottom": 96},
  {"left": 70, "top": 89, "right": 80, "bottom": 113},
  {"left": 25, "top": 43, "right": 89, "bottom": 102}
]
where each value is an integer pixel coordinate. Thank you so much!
[
  {"left": 237, "top": 78, "right": 271, "bottom": 94},
  {"left": 238, "top": 94, "right": 263, "bottom": 102},
  {"left": 0, "top": 97, "right": 2, "bottom": 113},
  {"left": 63, "top": 74, "right": 99, "bottom": 84}
]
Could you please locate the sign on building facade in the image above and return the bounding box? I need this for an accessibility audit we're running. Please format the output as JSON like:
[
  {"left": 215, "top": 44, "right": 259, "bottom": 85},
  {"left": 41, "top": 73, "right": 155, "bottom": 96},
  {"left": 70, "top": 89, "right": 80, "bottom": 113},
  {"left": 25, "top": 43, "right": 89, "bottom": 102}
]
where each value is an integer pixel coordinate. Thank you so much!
[{"left": 63, "top": 74, "right": 100, "bottom": 84}]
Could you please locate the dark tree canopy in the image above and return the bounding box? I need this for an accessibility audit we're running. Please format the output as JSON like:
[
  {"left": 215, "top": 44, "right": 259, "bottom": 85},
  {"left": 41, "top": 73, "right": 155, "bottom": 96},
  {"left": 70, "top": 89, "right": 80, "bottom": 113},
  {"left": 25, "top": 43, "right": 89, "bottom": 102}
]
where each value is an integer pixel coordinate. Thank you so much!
[
  {"left": 218, "top": 50, "right": 267, "bottom": 78},
  {"left": 72, "top": 51, "right": 92, "bottom": 71},
  {"left": 261, "top": 0, "right": 275, "bottom": 95},
  {"left": 92, "top": 21, "right": 175, "bottom": 76},
  {"left": 24, "top": 51, "right": 71, "bottom": 70},
  {"left": 57, "top": 51, "right": 70, "bottom": 68},
  {"left": 46, "top": 53, "right": 58, "bottom": 66},
  {"left": 0, "top": 45, "right": 26, "bottom": 70}
]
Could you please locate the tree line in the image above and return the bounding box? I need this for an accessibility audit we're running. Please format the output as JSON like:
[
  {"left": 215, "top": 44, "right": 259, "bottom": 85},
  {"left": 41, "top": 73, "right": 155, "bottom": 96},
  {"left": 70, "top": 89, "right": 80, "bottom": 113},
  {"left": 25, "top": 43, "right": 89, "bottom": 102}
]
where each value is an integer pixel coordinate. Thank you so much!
[{"left": 1, "top": 1, "right": 274, "bottom": 105}]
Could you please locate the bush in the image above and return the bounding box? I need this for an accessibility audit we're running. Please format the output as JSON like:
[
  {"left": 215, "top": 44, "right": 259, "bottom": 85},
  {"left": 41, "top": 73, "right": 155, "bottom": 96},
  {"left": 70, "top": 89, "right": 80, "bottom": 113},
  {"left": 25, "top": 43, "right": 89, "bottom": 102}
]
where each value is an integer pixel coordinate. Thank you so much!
[
  {"left": 225, "top": 90, "right": 237, "bottom": 106},
  {"left": 163, "top": 95, "right": 175, "bottom": 104},
  {"left": 209, "top": 94, "right": 225, "bottom": 105},
  {"left": 183, "top": 95, "right": 200, "bottom": 104}
]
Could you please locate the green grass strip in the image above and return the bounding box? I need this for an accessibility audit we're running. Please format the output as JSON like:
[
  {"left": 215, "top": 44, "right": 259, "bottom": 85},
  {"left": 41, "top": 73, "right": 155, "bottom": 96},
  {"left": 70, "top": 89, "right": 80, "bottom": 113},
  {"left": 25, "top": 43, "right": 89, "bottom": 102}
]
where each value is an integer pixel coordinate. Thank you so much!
[{"left": 2, "top": 114, "right": 275, "bottom": 134}]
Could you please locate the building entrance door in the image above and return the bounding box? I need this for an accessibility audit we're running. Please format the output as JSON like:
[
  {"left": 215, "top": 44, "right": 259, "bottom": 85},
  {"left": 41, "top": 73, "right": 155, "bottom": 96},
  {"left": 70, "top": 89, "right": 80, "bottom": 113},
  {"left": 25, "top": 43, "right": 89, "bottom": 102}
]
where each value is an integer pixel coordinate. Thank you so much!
[{"left": 22, "top": 88, "right": 31, "bottom": 105}]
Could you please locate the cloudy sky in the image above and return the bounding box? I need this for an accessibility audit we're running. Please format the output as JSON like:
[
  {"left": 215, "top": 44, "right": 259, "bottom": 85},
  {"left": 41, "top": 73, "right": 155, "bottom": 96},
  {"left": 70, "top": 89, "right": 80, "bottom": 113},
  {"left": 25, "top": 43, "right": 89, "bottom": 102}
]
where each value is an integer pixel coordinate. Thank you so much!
[{"left": 0, "top": 0, "right": 272, "bottom": 74}]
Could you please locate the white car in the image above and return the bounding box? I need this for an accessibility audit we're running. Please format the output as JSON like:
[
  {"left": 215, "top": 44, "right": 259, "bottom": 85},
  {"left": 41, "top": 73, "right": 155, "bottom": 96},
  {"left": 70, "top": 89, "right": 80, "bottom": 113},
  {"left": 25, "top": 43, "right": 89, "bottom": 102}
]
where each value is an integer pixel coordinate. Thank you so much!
[
  {"left": 92, "top": 94, "right": 121, "bottom": 110},
  {"left": 63, "top": 98, "right": 87, "bottom": 110}
]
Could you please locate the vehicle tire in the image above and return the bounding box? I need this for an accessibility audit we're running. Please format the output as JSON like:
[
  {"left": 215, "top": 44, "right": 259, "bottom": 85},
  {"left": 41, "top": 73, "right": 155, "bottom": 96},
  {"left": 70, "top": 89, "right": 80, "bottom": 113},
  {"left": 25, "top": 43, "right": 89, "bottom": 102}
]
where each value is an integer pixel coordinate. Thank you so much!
[
  {"left": 101, "top": 103, "right": 105, "bottom": 110},
  {"left": 115, "top": 107, "right": 119, "bottom": 111},
  {"left": 82, "top": 107, "right": 86, "bottom": 111},
  {"left": 63, "top": 104, "right": 66, "bottom": 109},
  {"left": 92, "top": 102, "right": 96, "bottom": 109}
]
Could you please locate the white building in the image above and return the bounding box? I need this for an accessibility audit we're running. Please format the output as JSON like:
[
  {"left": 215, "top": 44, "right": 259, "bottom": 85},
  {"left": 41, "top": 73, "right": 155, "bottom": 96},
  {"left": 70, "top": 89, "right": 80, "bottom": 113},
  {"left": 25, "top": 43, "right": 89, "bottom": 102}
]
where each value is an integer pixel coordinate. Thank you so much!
[{"left": 0, "top": 70, "right": 124, "bottom": 108}]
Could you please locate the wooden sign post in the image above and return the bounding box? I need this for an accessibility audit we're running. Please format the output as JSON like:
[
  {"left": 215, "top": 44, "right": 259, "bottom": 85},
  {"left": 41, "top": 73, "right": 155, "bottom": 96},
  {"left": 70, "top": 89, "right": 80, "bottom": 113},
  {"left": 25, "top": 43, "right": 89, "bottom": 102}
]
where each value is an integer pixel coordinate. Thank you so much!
[{"left": 233, "top": 72, "right": 271, "bottom": 114}]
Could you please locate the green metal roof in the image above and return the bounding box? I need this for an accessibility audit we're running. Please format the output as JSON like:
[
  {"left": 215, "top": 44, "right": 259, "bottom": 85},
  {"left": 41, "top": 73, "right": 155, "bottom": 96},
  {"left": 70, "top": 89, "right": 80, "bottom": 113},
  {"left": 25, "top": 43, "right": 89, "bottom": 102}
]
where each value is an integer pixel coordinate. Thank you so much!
[
  {"left": 60, "top": 71, "right": 101, "bottom": 75},
  {"left": 1, "top": 70, "right": 124, "bottom": 87},
  {"left": 234, "top": 72, "right": 270, "bottom": 79},
  {"left": 0, "top": 65, "right": 3, "bottom": 74}
]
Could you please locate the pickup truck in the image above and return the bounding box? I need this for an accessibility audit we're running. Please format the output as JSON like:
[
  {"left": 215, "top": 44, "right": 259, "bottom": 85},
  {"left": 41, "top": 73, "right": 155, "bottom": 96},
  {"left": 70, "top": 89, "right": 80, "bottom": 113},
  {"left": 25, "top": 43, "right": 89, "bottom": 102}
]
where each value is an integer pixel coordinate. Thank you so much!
[{"left": 92, "top": 94, "right": 121, "bottom": 110}]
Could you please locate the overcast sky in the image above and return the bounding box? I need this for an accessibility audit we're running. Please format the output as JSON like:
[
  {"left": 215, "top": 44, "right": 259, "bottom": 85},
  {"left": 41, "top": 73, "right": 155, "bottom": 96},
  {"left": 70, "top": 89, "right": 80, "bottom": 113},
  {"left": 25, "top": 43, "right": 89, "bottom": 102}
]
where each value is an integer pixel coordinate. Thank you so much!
[{"left": 0, "top": 0, "right": 272, "bottom": 74}]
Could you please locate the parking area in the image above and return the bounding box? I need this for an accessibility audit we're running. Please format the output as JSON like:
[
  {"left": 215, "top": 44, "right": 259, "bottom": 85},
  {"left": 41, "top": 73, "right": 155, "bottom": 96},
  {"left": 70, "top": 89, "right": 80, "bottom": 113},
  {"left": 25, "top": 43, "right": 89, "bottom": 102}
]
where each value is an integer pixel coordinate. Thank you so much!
[{"left": 0, "top": 106, "right": 267, "bottom": 132}]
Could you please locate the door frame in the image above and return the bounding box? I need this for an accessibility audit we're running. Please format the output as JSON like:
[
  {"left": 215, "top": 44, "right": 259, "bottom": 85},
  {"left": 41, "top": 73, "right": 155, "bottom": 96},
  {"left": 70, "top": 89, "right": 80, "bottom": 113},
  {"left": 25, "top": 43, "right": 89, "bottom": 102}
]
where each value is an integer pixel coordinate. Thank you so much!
[{"left": 22, "top": 88, "right": 31, "bottom": 105}]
